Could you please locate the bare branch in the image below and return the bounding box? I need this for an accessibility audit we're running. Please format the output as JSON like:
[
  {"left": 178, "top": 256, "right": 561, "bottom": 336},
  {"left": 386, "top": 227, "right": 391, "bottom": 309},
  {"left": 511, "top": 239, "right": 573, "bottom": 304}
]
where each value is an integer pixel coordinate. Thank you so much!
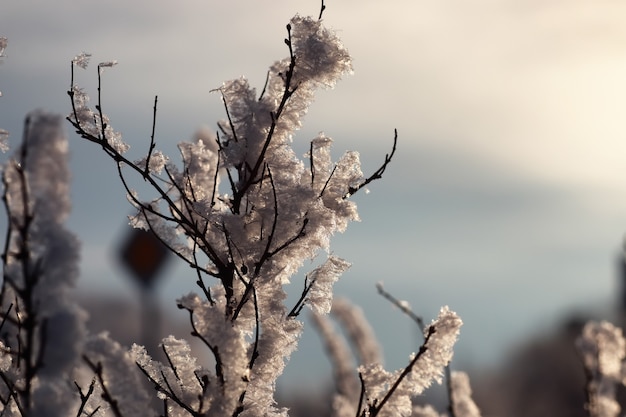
[
  {"left": 319, "top": 165, "right": 337, "bottom": 198},
  {"left": 74, "top": 378, "right": 99, "bottom": 417},
  {"left": 446, "top": 366, "right": 458, "bottom": 417},
  {"left": 319, "top": 0, "right": 326, "bottom": 20},
  {"left": 346, "top": 129, "right": 398, "bottom": 198},
  {"left": 83, "top": 356, "right": 125, "bottom": 417},
  {"left": 309, "top": 141, "right": 315, "bottom": 187},
  {"left": 356, "top": 372, "right": 366, "bottom": 417},
  {"left": 176, "top": 304, "right": 225, "bottom": 386},
  {"left": 287, "top": 276, "right": 316, "bottom": 318},
  {"left": 376, "top": 283, "right": 425, "bottom": 332},
  {"left": 144, "top": 95, "right": 159, "bottom": 177},
  {"left": 258, "top": 70, "right": 271, "bottom": 101},
  {"left": 161, "top": 344, "right": 180, "bottom": 381},
  {"left": 219, "top": 88, "right": 240, "bottom": 145}
]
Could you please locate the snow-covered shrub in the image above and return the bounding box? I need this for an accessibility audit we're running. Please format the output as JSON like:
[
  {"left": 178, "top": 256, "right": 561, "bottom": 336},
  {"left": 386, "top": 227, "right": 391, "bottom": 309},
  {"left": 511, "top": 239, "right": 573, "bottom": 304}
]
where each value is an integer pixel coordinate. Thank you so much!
[
  {"left": 0, "top": 5, "right": 483, "bottom": 416},
  {"left": 65, "top": 5, "right": 421, "bottom": 413}
]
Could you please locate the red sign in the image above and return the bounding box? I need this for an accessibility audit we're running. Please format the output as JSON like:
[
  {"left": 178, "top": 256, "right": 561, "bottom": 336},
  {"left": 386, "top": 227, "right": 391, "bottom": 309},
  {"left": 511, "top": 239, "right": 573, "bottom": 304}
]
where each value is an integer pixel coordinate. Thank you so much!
[{"left": 119, "top": 228, "right": 170, "bottom": 289}]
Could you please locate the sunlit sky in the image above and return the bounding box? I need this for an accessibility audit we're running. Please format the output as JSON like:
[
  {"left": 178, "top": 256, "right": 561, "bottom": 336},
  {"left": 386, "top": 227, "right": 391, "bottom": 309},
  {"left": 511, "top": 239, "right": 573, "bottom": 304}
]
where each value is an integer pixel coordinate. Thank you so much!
[{"left": 3, "top": 0, "right": 626, "bottom": 390}]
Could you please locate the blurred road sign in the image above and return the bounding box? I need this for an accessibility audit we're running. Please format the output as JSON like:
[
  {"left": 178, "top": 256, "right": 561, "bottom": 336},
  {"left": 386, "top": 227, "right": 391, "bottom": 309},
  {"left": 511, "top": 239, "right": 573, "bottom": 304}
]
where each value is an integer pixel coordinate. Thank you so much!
[{"left": 119, "top": 227, "right": 170, "bottom": 289}]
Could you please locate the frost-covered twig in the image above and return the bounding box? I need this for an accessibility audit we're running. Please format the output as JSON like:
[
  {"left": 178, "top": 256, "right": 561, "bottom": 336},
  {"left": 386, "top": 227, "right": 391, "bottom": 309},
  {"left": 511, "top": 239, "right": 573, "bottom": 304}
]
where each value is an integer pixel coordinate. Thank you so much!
[
  {"left": 346, "top": 129, "right": 397, "bottom": 198},
  {"left": 577, "top": 321, "right": 626, "bottom": 417},
  {"left": 371, "top": 326, "right": 436, "bottom": 416},
  {"left": 358, "top": 307, "right": 462, "bottom": 417},
  {"left": 83, "top": 356, "right": 125, "bottom": 417},
  {"left": 448, "top": 371, "right": 482, "bottom": 417},
  {"left": 376, "top": 282, "right": 425, "bottom": 331},
  {"left": 331, "top": 298, "right": 382, "bottom": 366},
  {"left": 74, "top": 378, "right": 100, "bottom": 417}
]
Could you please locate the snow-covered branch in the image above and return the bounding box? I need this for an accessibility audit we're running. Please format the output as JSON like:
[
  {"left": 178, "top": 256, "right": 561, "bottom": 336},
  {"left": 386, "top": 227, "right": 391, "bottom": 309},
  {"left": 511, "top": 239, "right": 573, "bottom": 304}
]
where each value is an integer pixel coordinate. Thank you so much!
[
  {"left": 66, "top": 10, "right": 397, "bottom": 417},
  {"left": 0, "top": 111, "right": 86, "bottom": 415}
]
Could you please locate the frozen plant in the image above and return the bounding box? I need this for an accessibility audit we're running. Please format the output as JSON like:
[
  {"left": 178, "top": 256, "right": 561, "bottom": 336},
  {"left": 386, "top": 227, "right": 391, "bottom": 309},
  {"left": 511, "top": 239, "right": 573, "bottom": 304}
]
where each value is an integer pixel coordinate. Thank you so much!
[
  {"left": 5, "top": 1, "right": 626, "bottom": 416},
  {"left": 313, "top": 289, "right": 477, "bottom": 417},
  {"left": 67, "top": 3, "right": 400, "bottom": 416},
  {"left": 448, "top": 371, "right": 482, "bottom": 417},
  {"left": 0, "top": 111, "right": 87, "bottom": 416}
]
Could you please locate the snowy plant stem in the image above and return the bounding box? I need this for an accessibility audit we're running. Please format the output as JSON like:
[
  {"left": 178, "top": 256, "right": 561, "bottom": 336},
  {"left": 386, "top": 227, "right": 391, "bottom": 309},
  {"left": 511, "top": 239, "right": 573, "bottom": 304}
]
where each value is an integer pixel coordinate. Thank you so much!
[
  {"left": 446, "top": 365, "right": 457, "bottom": 417},
  {"left": 346, "top": 130, "right": 397, "bottom": 198},
  {"left": 11, "top": 123, "right": 40, "bottom": 411},
  {"left": 144, "top": 95, "right": 158, "bottom": 176},
  {"left": 229, "top": 24, "right": 297, "bottom": 215},
  {"left": 367, "top": 327, "right": 436, "bottom": 417},
  {"left": 376, "top": 282, "right": 424, "bottom": 331}
]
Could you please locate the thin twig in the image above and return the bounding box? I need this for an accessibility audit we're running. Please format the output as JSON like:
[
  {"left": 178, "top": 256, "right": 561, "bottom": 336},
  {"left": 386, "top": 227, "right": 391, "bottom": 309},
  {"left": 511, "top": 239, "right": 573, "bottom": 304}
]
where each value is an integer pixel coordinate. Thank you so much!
[
  {"left": 258, "top": 70, "right": 271, "bottom": 101},
  {"left": 319, "top": 165, "right": 337, "bottom": 198},
  {"left": 162, "top": 344, "right": 180, "bottom": 381},
  {"left": 176, "top": 305, "right": 225, "bottom": 386},
  {"left": 144, "top": 95, "right": 159, "bottom": 176},
  {"left": 371, "top": 327, "right": 435, "bottom": 416},
  {"left": 376, "top": 283, "right": 425, "bottom": 332},
  {"left": 309, "top": 141, "right": 315, "bottom": 187},
  {"left": 83, "top": 356, "right": 125, "bottom": 417},
  {"left": 446, "top": 366, "right": 457, "bottom": 417},
  {"left": 356, "top": 372, "right": 366, "bottom": 417},
  {"left": 68, "top": 66, "right": 230, "bottom": 280},
  {"left": 287, "top": 276, "right": 316, "bottom": 318},
  {"left": 257, "top": 165, "right": 278, "bottom": 275},
  {"left": 319, "top": 0, "right": 326, "bottom": 20},
  {"left": 346, "top": 129, "right": 398, "bottom": 198},
  {"left": 231, "top": 23, "right": 298, "bottom": 214},
  {"left": 74, "top": 378, "right": 98, "bottom": 417}
]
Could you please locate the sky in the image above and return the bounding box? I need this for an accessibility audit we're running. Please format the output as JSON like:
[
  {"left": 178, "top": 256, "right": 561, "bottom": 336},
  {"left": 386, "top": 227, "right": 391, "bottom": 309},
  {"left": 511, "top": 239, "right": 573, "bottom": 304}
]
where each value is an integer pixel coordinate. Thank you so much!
[{"left": 3, "top": 0, "right": 626, "bottom": 392}]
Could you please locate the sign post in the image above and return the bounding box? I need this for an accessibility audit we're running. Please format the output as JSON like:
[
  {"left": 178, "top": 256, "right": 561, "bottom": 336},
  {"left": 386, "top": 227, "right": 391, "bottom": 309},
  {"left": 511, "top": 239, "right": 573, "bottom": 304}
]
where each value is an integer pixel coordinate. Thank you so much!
[{"left": 119, "top": 227, "right": 171, "bottom": 358}]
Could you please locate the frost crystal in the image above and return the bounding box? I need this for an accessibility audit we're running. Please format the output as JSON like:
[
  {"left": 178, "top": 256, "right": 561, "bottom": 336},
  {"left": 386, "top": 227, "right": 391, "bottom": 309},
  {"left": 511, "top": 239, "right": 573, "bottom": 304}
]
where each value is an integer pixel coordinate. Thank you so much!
[
  {"left": 135, "top": 149, "right": 168, "bottom": 174},
  {"left": 68, "top": 55, "right": 129, "bottom": 154},
  {"left": 306, "top": 256, "right": 350, "bottom": 314},
  {"left": 72, "top": 52, "right": 91, "bottom": 69},
  {"left": 98, "top": 60, "right": 118, "bottom": 74},
  {"left": 0, "top": 341, "right": 11, "bottom": 372}
]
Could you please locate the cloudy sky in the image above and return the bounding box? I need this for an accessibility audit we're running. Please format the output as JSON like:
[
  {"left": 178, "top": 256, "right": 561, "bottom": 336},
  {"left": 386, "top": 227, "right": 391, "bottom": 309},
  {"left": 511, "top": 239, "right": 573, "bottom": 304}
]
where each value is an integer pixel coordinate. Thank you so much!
[{"left": 3, "top": 0, "right": 626, "bottom": 390}]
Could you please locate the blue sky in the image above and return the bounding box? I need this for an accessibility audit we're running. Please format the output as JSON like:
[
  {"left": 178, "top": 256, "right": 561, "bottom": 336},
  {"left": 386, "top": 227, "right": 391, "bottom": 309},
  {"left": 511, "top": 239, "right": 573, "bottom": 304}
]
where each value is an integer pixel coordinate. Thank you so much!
[{"left": 3, "top": 0, "right": 626, "bottom": 390}]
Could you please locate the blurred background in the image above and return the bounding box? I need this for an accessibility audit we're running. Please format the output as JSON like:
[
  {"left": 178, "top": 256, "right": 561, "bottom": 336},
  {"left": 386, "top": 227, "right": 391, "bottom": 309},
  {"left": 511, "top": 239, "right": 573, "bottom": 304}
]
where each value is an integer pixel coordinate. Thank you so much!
[{"left": 3, "top": 0, "right": 626, "bottom": 414}]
